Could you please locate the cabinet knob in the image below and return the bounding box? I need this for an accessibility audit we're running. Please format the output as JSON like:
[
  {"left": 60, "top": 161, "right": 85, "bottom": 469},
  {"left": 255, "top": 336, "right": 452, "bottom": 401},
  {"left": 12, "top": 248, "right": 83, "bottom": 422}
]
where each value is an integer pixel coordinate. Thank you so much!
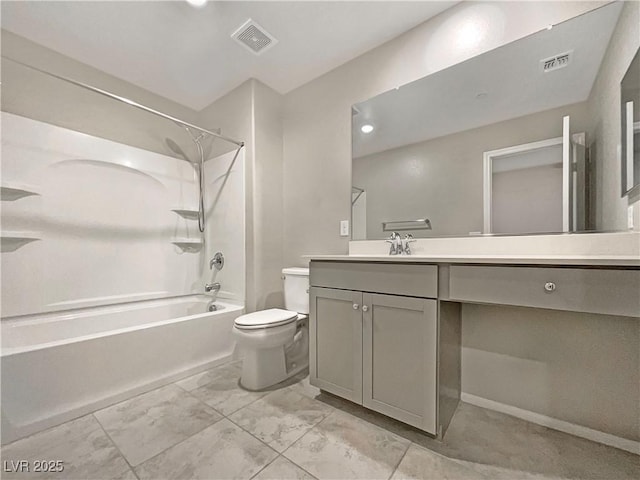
[
  {"left": 544, "top": 282, "right": 556, "bottom": 292},
  {"left": 362, "top": 305, "right": 369, "bottom": 312},
  {"left": 353, "top": 303, "right": 360, "bottom": 310}
]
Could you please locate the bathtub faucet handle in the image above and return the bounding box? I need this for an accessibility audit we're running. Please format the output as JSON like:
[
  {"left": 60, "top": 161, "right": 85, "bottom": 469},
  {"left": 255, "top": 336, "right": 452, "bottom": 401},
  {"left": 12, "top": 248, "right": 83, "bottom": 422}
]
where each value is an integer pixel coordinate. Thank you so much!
[
  {"left": 210, "top": 252, "right": 224, "bottom": 271},
  {"left": 205, "top": 282, "right": 221, "bottom": 293}
]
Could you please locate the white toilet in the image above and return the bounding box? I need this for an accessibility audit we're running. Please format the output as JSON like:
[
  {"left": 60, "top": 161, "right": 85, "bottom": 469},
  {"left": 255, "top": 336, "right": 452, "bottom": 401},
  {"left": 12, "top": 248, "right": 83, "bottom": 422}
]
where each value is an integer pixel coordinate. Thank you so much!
[{"left": 233, "top": 267, "right": 309, "bottom": 390}]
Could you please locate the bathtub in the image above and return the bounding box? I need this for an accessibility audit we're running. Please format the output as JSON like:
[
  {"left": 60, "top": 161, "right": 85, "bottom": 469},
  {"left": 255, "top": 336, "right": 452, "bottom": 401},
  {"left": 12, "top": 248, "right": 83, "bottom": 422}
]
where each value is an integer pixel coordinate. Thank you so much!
[{"left": 1, "top": 295, "right": 243, "bottom": 445}]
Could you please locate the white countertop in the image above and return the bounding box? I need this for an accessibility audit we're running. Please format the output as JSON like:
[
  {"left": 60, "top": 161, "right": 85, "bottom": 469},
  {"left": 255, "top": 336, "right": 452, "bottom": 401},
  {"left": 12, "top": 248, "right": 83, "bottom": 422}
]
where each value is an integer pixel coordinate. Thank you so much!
[
  {"left": 304, "top": 254, "right": 640, "bottom": 267},
  {"left": 303, "top": 232, "right": 640, "bottom": 267}
]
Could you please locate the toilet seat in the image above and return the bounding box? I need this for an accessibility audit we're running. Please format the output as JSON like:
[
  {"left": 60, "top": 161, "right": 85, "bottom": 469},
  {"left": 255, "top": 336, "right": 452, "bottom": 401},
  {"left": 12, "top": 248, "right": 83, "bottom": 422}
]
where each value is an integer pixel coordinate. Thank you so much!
[{"left": 234, "top": 308, "right": 298, "bottom": 330}]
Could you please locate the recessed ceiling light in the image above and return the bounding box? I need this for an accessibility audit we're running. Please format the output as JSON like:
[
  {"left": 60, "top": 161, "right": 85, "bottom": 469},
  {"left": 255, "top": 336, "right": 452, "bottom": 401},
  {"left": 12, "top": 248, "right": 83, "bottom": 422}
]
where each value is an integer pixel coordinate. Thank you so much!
[
  {"left": 361, "top": 124, "right": 374, "bottom": 134},
  {"left": 186, "top": 0, "right": 207, "bottom": 8}
]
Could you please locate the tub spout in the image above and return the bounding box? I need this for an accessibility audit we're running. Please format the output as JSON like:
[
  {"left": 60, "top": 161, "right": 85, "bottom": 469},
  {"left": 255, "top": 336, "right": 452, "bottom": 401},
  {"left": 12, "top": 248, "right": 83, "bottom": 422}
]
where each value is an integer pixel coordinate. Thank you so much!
[{"left": 205, "top": 282, "right": 220, "bottom": 293}]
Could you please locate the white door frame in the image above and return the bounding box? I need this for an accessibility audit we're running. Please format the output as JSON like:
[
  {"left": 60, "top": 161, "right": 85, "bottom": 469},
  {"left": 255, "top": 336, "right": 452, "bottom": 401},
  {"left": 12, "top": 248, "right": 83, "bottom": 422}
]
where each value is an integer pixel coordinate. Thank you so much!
[{"left": 483, "top": 136, "right": 563, "bottom": 234}]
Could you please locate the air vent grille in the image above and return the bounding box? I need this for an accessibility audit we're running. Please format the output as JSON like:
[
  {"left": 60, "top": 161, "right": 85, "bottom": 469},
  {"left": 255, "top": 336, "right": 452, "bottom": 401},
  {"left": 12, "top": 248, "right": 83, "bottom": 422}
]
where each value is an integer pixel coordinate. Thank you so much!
[
  {"left": 541, "top": 51, "right": 572, "bottom": 72},
  {"left": 231, "top": 19, "right": 278, "bottom": 55}
]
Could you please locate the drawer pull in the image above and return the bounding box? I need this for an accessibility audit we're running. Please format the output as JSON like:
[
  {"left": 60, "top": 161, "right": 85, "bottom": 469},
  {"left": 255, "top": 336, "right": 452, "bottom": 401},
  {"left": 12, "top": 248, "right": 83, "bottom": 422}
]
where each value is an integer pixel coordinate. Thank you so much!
[
  {"left": 353, "top": 303, "right": 360, "bottom": 310},
  {"left": 544, "top": 282, "right": 556, "bottom": 293},
  {"left": 362, "top": 305, "right": 369, "bottom": 312}
]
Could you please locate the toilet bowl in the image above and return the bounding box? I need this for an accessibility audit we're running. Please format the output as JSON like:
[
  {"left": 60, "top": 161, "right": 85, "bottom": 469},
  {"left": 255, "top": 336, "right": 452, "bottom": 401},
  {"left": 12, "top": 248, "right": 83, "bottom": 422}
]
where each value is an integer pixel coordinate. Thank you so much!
[{"left": 233, "top": 268, "right": 309, "bottom": 390}]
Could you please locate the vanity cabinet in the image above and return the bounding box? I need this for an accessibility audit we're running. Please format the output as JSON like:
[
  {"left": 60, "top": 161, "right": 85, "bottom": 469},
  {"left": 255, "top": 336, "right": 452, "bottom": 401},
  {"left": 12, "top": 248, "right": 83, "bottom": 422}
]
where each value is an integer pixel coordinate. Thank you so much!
[
  {"left": 309, "top": 261, "right": 446, "bottom": 435},
  {"left": 308, "top": 251, "right": 638, "bottom": 448}
]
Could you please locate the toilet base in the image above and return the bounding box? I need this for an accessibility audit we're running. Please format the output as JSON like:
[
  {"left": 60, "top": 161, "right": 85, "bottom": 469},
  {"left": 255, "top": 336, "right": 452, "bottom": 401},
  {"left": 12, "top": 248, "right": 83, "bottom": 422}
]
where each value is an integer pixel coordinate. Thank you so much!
[
  {"left": 236, "top": 320, "right": 309, "bottom": 391},
  {"left": 240, "top": 345, "right": 287, "bottom": 390},
  {"left": 239, "top": 359, "right": 308, "bottom": 392}
]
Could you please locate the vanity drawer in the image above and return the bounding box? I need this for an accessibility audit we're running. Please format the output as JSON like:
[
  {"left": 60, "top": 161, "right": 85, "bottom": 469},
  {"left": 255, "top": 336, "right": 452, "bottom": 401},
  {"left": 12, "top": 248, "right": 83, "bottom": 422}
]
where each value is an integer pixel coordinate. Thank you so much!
[
  {"left": 449, "top": 266, "right": 640, "bottom": 317},
  {"left": 310, "top": 261, "right": 438, "bottom": 298}
]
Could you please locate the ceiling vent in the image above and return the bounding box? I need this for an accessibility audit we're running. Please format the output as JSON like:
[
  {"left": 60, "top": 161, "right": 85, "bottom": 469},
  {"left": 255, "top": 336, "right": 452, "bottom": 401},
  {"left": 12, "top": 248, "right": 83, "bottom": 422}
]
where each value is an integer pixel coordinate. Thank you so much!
[
  {"left": 231, "top": 19, "right": 278, "bottom": 55},
  {"left": 541, "top": 51, "right": 572, "bottom": 72}
]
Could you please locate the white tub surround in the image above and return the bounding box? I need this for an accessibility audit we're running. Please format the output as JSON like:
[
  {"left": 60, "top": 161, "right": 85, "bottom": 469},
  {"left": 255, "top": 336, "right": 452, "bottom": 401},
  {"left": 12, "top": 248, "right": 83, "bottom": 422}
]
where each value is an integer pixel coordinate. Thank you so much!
[
  {"left": 1, "top": 112, "right": 246, "bottom": 316},
  {"left": 1, "top": 295, "right": 243, "bottom": 445}
]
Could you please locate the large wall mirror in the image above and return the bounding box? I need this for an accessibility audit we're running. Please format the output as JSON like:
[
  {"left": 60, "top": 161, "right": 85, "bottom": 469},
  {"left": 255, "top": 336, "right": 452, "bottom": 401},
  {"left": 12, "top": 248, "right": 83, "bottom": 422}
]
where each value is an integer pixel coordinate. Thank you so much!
[
  {"left": 622, "top": 49, "right": 640, "bottom": 196},
  {"left": 351, "top": 2, "right": 639, "bottom": 240}
]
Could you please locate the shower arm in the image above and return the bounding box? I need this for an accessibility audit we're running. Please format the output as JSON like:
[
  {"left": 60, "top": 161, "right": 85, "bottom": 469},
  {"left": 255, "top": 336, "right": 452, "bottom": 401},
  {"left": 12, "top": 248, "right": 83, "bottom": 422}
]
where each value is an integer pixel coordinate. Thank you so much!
[{"left": 2, "top": 56, "right": 245, "bottom": 149}]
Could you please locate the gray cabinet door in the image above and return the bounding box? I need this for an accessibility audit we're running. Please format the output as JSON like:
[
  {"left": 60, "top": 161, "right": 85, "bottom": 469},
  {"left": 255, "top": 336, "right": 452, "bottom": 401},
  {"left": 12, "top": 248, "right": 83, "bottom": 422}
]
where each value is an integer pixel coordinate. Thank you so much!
[
  {"left": 362, "top": 293, "right": 437, "bottom": 433},
  {"left": 309, "top": 287, "right": 363, "bottom": 404}
]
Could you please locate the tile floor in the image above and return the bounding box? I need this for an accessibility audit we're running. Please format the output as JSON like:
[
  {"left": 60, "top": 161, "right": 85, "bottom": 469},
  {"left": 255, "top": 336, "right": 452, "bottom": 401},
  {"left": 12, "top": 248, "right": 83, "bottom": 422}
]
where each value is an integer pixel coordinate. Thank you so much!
[{"left": 1, "top": 359, "right": 638, "bottom": 480}]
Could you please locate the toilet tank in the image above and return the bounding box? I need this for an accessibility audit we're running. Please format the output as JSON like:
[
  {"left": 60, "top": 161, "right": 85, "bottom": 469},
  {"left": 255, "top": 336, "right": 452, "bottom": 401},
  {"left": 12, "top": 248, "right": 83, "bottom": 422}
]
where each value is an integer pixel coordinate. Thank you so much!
[{"left": 282, "top": 267, "right": 310, "bottom": 314}]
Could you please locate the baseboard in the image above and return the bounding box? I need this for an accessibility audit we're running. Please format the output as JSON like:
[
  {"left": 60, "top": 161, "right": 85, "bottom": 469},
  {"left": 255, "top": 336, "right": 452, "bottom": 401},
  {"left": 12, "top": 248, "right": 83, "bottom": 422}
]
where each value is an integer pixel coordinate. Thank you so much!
[{"left": 460, "top": 393, "right": 640, "bottom": 455}]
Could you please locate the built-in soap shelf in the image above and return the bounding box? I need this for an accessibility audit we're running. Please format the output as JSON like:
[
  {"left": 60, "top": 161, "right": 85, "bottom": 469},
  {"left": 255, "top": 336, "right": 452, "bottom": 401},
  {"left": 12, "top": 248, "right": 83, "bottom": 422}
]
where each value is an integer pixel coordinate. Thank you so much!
[
  {"left": 1, "top": 232, "right": 41, "bottom": 252},
  {"left": 1, "top": 183, "right": 40, "bottom": 201},
  {"left": 171, "top": 237, "right": 203, "bottom": 253},
  {"left": 171, "top": 208, "right": 199, "bottom": 220}
]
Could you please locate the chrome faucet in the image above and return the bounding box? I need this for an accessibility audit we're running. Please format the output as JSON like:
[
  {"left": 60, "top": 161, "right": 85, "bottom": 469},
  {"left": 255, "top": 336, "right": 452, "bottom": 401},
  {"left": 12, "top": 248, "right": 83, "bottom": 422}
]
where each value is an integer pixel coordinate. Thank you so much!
[
  {"left": 402, "top": 233, "right": 416, "bottom": 255},
  {"left": 205, "top": 282, "right": 221, "bottom": 293},
  {"left": 385, "top": 232, "right": 401, "bottom": 255}
]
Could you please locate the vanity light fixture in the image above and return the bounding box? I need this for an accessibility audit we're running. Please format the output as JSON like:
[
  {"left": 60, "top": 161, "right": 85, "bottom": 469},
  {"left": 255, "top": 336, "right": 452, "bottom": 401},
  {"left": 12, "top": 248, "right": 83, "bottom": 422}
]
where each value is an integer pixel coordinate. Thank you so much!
[{"left": 361, "top": 124, "right": 374, "bottom": 134}]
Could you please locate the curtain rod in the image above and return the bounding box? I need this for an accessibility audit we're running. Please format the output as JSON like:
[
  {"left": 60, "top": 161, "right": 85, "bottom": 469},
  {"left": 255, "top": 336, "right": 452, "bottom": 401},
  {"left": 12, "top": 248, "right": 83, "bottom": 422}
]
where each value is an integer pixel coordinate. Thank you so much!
[{"left": 2, "top": 56, "right": 245, "bottom": 148}]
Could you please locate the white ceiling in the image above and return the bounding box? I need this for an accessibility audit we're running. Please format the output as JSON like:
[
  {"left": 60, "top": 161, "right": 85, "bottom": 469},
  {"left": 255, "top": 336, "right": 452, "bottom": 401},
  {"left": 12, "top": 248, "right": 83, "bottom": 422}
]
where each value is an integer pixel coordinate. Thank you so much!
[
  {"left": 0, "top": 0, "right": 457, "bottom": 111},
  {"left": 352, "top": 2, "right": 622, "bottom": 158}
]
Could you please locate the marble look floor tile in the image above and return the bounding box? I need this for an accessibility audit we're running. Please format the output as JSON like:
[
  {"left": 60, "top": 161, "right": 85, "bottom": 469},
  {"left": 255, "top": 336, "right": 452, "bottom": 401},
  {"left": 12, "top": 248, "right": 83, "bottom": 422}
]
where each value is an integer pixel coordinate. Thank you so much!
[
  {"left": 540, "top": 431, "right": 640, "bottom": 480},
  {"left": 134, "top": 418, "right": 278, "bottom": 480},
  {"left": 391, "top": 444, "right": 487, "bottom": 480},
  {"left": 253, "top": 456, "right": 316, "bottom": 480},
  {"left": 175, "top": 360, "right": 243, "bottom": 392},
  {"left": 404, "top": 402, "right": 639, "bottom": 480},
  {"left": 189, "top": 371, "right": 268, "bottom": 416},
  {"left": 229, "top": 387, "right": 333, "bottom": 452},
  {"left": 429, "top": 403, "right": 563, "bottom": 472},
  {"left": 310, "top": 391, "right": 432, "bottom": 446},
  {"left": 283, "top": 410, "right": 410, "bottom": 480},
  {"left": 288, "top": 373, "right": 322, "bottom": 400},
  {"left": 113, "top": 469, "right": 139, "bottom": 480},
  {"left": 94, "top": 383, "right": 222, "bottom": 466},
  {"left": 0, "top": 415, "right": 129, "bottom": 479}
]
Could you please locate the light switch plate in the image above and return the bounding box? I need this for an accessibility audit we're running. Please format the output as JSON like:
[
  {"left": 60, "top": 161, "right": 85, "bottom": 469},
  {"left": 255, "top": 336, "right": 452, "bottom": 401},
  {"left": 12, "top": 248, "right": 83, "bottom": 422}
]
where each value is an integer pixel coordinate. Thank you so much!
[
  {"left": 628, "top": 205, "right": 634, "bottom": 230},
  {"left": 340, "top": 220, "right": 349, "bottom": 236}
]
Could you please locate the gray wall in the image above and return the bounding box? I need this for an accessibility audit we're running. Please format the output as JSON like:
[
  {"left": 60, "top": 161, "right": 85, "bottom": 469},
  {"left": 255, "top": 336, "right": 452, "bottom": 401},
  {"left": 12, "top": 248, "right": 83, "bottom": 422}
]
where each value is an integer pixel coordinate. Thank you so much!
[
  {"left": 199, "top": 79, "right": 285, "bottom": 313},
  {"left": 353, "top": 103, "right": 587, "bottom": 238},
  {"left": 492, "top": 164, "right": 562, "bottom": 234},
  {"left": 252, "top": 81, "right": 285, "bottom": 310},
  {"left": 1, "top": 30, "right": 202, "bottom": 160},
  {"left": 462, "top": 304, "right": 639, "bottom": 441}
]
